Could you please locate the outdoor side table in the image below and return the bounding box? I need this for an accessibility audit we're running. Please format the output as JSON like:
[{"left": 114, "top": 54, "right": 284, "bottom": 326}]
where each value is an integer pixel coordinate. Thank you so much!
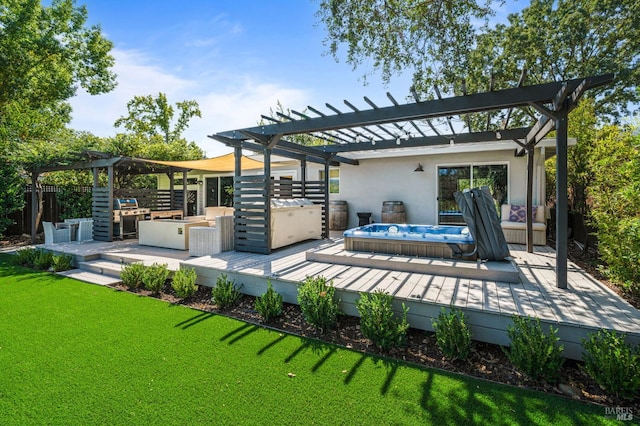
[
  {"left": 357, "top": 212, "right": 372, "bottom": 227},
  {"left": 189, "top": 227, "right": 221, "bottom": 256}
]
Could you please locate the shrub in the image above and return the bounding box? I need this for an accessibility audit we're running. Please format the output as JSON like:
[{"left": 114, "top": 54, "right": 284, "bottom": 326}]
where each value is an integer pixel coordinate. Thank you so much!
[
  {"left": 171, "top": 267, "right": 198, "bottom": 299},
  {"left": 356, "top": 289, "right": 409, "bottom": 350},
  {"left": 211, "top": 274, "right": 242, "bottom": 309},
  {"left": 432, "top": 307, "right": 472, "bottom": 361},
  {"left": 297, "top": 276, "right": 340, "bottom": 332},
  {"left": 120, "top": 262, "right": 146, "bottom": 290},
  {"left": 255, "top": 280, "right": 283, "bottom": 323},
  {"left": 142, "top": 263, "right": 170, "bottom": 294},
  {"left": 51, "top": 253, "right": 74, "bottom": 272},
  {"left": 582, "top": 329, "right": 640, "bottom": 399},
  {"left": 504, "top": 316, "right": 564, "bottom": 382},
  {"left": 11, "top": 248, "right": 38, "bottom": 267},
  {"left": 33, "top": 250, "right": 53, "bottom": 270}
]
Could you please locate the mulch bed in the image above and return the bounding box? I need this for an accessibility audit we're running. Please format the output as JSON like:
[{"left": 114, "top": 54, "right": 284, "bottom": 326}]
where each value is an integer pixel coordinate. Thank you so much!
[{"left": 113, "top": 281, "right": 639, "bottom": 410}]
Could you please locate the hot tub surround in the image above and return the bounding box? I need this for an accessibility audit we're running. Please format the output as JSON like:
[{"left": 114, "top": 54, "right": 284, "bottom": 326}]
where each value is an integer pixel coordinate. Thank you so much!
[{"left": 343, "top": 223, "right": 476, "bottom": 260}]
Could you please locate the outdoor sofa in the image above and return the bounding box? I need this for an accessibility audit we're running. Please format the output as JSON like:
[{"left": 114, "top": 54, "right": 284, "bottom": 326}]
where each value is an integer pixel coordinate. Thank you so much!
[{"left": 500, "top": 204, "right": 547, "bottom": 245}]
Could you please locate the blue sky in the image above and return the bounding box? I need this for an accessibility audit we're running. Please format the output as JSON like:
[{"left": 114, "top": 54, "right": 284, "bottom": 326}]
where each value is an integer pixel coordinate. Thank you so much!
[{"left": 70, "top": 1, "right": 518, "bottom": 157}]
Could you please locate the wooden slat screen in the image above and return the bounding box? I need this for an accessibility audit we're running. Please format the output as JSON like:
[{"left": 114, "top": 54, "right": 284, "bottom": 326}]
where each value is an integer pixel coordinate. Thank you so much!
[
  {"left": 234, "top": 175, "right": 269, "bottom": 254},
  {"left": 114, "top": 189, "right": 184, "bottom": 211},
  {"left": 92, "top": 188, "right": 112, "bottom": 241},
  {"left": 233, "top": 177, "right": 328, "bottom": 254}
]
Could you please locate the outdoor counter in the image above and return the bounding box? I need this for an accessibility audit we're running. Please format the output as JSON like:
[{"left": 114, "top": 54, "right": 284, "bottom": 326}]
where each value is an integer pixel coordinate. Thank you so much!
[{"left": 138, "top": 219, "right": 209, "bottom": 250}]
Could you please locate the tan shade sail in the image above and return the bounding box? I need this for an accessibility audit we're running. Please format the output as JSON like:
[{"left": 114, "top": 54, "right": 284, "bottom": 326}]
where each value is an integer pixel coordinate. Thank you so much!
[{"left": 144, "top": 152, "right": 264, "bottom": 172}]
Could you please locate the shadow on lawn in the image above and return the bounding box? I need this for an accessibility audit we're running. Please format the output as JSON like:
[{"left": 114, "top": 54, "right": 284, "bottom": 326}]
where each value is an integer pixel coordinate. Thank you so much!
[
  {"left": 418, "top": 368, "right": 605, "bottom": 424},
  {"left": 174, "top": 311, "right": 215, "bottom": 329}
]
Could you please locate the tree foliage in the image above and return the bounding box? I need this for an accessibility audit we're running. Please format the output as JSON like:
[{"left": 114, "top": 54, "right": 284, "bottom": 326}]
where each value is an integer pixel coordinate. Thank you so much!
[
  {"left": 587, "top": 124, "right": 640, "bottom": 291},
  {"left": 316, "top": 0, "right": 495, "bottom": 86},
  {"left": 0, "top": 0, "right": 116, "bottom": 115},
  {"left": 0, "top": 0, "right": 116, "bottom": 236},
  {"left": 317, "top": 0, "right": 639, "bottom": 124},
  {"left": 114, "top": 93, "right": 202, "bottom": 145}
]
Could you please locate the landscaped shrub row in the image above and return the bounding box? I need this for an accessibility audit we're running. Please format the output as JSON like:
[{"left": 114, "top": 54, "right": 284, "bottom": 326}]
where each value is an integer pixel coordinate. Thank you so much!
[
  {"left": 431, "top": 305, "right": 640, "bottom": 398},
  {"left": 11, "top": 247, "right": 73, "bottom": 272}
]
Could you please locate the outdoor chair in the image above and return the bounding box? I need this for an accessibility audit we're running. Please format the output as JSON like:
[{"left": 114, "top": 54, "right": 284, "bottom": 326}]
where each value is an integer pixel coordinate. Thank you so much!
[
  {"left": 77, "top": 219, "right": 94, "bottom": 241},
  {"left": 43, "top": 221, "right": 72, "bottom": 245}
]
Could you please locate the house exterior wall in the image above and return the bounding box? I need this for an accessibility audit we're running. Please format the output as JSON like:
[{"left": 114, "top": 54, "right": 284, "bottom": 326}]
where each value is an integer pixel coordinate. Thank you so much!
[
  {"left": 156, "top": 146, "right": 548, "bottom": 226},
  {"left": 330, "top": 148, "right": 547, "bottom": 229}
]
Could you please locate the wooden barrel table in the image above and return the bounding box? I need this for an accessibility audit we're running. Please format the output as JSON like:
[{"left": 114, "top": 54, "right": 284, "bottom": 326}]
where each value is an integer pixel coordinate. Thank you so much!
[
  {"left": 329, "top": 200, "right": 349, "bottom": 230},
  {"left": 381, "top": 201, "right": 407, "bottom": 223}
]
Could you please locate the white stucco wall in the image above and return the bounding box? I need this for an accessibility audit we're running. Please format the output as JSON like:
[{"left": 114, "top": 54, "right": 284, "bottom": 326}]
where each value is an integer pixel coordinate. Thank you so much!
[
  {"left": 330, "top": 148, "right": 547, "bottom": 229},
  {"left": 155, "top": 147, "right": 549, "bottom": 225}
]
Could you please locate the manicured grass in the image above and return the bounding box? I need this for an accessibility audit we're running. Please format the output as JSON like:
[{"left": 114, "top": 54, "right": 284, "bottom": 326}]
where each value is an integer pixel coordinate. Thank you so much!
[{"left": 0, "top": 254, "right": 614, "bottom": 425}]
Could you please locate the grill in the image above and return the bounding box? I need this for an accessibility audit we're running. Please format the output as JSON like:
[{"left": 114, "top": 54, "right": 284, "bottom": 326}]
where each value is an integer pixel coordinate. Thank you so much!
[{"left": 113, "top": 198, "right": 150, "bottom": 239}]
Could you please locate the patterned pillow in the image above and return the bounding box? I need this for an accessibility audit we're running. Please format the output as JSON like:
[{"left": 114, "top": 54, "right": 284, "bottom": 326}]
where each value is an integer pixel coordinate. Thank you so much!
[{"left": 508, "top": 205, "right": 538, "bottom": 223}]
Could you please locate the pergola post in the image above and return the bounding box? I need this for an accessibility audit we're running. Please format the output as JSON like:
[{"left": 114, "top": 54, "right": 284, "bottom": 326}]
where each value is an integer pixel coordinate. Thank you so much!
[
  {"left": 300, "top": 158, "right": 307, "bottom": 198},
  {"left": 264, "top": 147, "right": 272, "bottom": 253},
  {"left": 323, "top": 161, "right": 330, "bottom": 238},
  {"left": 107, "top": 165, "right": 114, "bottom": 242},
  {"left": 30, "top": 172, "right": 38, "bottom": 244},
  {"left": 182, "top": 170, "right": 188, "bottom": 217},
  {"left": 555, "top": 106, "right": 569, "bottom": 289},
  {"left": 526, "top": 147, "right": 535, "bottom": 253},
  {"left": 168, "top": 172, "right": 175, "bottom": 210}
]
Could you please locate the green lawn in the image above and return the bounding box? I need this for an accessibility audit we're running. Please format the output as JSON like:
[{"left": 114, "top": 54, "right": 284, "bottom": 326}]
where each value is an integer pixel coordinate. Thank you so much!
[{"left": 0, "top": 254, "right": 614, "bottom": 425}]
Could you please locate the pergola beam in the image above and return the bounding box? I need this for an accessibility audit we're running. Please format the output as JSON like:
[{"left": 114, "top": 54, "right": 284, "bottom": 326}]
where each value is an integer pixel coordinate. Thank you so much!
[
  {"left": 216, "top": 76, "right": 611, "bottom": 140},
  {"left": 320, "top": 128, "right": 531, "bottom": 153}
]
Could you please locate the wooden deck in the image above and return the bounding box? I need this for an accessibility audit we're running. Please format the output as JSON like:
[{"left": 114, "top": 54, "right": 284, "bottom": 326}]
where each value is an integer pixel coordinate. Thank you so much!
[
  {"left": 182, "top": 238, "right": 640, "bottom": 360},
  {"left": 34, "top": 237, "right": 640, "bottom": 360}
]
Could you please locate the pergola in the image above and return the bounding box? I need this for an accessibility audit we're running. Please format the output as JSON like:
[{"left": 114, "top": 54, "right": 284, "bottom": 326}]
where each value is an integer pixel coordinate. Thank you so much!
[
  {"left": 29, "top": 152, "right": 264, "bottom": 242},
  {"left": 209, "top": 73, "right": 614, "bottom": 289}
]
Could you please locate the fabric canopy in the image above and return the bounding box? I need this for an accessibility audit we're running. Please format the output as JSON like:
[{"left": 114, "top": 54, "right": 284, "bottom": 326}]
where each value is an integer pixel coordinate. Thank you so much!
[{"left": 143, "top": 152, "right": 264, "bottom": 172}]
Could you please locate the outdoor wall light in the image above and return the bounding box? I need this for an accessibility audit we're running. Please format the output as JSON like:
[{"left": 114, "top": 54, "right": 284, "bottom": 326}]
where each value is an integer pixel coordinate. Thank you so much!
[
  {"left": 414, "top": 163, "right": 424, "bottom": 172},
  {"left": 396, "top": 136, "right": 401, "bottom": 145},
  {"left": 496, "top": 131, "right": 502, "bottom": 139},
  {"left": 449, "top": 139, "right": 455, "bottom": 146}
]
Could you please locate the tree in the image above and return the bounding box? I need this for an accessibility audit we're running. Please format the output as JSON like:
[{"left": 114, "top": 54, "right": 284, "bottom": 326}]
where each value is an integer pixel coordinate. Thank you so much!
[
  {"left": 114, "top": 93, "right": 202, "bottom": 144},
  {"left": 317, "top": 0, "right": 639, "bottom": 124},
  {"left": 0, "top": 0, "right": 116, "bottom": 117},
  {"left": 316, "top": 0, "right": 495, "bottom": 87},
  {"left": 0, "top": 0, "right": 116, "bottom": 237}
]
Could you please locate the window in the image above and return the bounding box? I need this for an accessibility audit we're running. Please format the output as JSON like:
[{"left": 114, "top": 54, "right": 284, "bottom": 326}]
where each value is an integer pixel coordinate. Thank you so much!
[
  {"left": 319, "top": 169, "right": 340, "bottom": 194},
  {"left": 205, "top": 176, "right": 234, "bottom": 207},
  {"left": 437, "top": 164, "right": 507, "bottom": 224}
]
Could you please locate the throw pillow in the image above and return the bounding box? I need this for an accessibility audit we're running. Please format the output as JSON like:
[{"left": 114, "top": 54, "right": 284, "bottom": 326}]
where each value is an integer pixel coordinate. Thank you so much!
[{"left": 508, "top": 205, "right": 538, "bottom": 223}]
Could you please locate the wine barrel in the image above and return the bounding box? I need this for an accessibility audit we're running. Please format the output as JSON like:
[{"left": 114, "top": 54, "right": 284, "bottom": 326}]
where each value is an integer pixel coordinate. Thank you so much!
[
  {"left": 381, "top": 201, "right": 407, "bottom": 223},
  {"left": 329, "top": 200, "right": 348, "bottom": 230}
]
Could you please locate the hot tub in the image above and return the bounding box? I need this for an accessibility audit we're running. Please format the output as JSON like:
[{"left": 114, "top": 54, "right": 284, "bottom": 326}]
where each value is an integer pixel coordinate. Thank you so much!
[{"left": 343, "top": 223, "right": 476, "bottom": 260}]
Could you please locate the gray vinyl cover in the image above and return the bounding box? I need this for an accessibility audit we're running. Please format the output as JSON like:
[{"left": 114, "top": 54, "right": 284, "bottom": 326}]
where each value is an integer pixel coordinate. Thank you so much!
[{"left": 454, "top": 187, "right": 510, "bottom": 261}]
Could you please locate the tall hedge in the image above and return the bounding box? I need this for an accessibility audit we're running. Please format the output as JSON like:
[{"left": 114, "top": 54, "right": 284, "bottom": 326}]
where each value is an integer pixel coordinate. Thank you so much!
[{"left": 588, "top": 124, "right": 640, "bottom": 293}]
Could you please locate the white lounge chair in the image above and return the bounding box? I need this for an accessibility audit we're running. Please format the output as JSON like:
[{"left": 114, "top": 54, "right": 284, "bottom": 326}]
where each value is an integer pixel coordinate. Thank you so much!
[{"left": 43, "top": 221, "right": 72, "bottom": 245}]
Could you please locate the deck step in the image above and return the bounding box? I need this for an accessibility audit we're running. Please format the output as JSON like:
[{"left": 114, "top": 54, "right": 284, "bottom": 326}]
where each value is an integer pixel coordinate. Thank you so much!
[
  {"left": 77, "top": 259, "right": 124, "bottom": 278},
  {"left": 306, "top": 247, "right": 521, "bottom": 283},
  {"left": 57, "top": 269, "right": 122, "bottom": 286}
]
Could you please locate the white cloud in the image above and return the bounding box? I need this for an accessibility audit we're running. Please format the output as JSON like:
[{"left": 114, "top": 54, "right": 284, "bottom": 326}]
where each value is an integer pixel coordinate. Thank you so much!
[
  {"left": 69, "top": 48, "right": 195, "bottom": 137},
  {"left": 69, "top": 48, "right": 310, "bottom": 158}
]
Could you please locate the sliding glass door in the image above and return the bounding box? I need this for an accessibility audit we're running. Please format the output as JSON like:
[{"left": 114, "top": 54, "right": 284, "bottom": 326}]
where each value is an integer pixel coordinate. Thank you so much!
[{"left": 437, "top": 164, "right": 507, "bottom": 225}]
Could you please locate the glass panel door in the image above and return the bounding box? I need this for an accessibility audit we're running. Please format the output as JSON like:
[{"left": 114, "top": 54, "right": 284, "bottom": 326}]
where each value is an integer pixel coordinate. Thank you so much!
[
  {"left": 472, "top": 165, "right": 508, "bottom": 214},
  {"left": 438, "top": 166, "right": 470, "bottom": 225}
]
